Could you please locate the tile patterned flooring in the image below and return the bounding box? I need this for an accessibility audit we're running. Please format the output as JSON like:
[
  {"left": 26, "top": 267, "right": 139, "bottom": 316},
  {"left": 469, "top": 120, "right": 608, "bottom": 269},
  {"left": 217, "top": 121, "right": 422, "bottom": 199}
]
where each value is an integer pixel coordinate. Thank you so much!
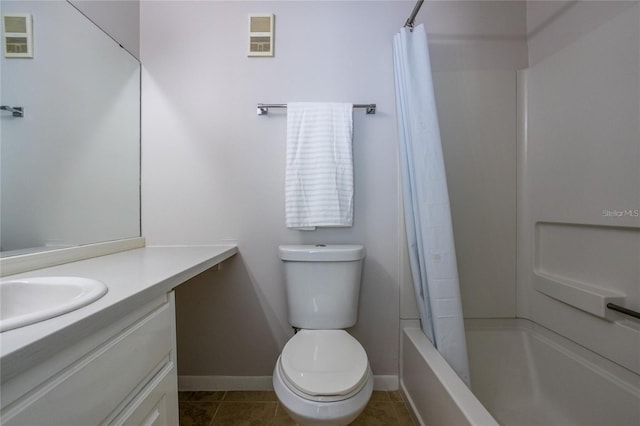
[{"left": 179, "top": 390, "right": 417, "bottom": 426}]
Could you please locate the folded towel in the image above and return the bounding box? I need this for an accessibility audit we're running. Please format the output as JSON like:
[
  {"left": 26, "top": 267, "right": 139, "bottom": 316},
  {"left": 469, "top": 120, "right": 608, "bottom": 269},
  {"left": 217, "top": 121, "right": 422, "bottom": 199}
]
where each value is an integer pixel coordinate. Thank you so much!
[{"left": 286, "top": 102, "right": 354, "bottom": 228}]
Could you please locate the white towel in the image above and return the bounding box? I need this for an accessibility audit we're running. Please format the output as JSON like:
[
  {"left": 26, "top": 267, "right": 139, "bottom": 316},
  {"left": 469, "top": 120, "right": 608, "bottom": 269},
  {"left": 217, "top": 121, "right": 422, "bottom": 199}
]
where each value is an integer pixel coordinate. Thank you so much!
[{"left": 286, "top": 102, "right": 354, "bottom": 228}]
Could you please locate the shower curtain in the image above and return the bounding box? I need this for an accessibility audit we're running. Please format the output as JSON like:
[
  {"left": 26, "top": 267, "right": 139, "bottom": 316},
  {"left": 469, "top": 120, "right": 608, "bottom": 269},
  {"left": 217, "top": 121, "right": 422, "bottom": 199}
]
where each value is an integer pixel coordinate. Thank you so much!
[{"left": 393, "top": 24, "right": 470, "bottom": 387}]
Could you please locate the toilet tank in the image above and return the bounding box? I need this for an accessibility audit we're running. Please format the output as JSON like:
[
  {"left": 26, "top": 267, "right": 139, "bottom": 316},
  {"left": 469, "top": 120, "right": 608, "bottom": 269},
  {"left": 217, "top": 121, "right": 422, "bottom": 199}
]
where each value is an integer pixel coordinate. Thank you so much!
[{"left": 279, "top": 245, "right": 365, "bottom": 329}]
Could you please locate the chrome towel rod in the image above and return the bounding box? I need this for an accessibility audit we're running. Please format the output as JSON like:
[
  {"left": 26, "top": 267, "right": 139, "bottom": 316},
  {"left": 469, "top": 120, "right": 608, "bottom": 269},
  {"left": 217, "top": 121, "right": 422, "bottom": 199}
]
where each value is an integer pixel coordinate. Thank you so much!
[
  {"left": 607, "top": 303, "right": 640, "bottom": 320},
  {"left": 257, "top": 103, "right": 376, "bottom": 116},
  {"left": 0, "top": 105, "right": 24, "bottom": 117}
]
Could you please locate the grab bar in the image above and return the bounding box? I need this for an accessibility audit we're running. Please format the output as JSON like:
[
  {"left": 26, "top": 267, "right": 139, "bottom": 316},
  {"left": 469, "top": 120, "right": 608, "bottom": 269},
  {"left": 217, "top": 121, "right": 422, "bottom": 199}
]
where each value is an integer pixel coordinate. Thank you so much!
[
  {"left": 607, "top": 303, "right": 640, "bottom": 320},
  {"left": 0, "top": 105, "right": 24, "bottom": 117}
]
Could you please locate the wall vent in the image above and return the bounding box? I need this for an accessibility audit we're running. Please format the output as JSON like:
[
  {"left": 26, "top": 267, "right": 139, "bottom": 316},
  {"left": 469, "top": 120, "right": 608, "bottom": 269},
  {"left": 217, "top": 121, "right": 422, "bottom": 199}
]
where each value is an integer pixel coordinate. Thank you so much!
[
  {"left": 3, "top": 14, "right": 33, "bottom": 58},
  {"left": 248, "top": 14, "right": 274, "bottom": 57}
]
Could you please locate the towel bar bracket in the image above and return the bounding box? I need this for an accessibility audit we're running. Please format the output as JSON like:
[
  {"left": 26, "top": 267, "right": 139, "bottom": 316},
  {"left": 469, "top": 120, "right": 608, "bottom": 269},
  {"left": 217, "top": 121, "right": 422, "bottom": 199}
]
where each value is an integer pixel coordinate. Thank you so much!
[{"left": 1, "top": 106, "right": 24, "bottom": 117}]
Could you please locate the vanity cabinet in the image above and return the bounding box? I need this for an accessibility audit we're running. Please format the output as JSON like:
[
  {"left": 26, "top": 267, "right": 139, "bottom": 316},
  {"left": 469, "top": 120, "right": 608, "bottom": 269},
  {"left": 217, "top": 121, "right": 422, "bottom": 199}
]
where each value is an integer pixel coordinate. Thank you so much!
[
  {"left": 1, "top": 292, "right": 179, "bottom": 426},
  {"left": 1, "top": 245, "right": 237, "bottom": 425}
]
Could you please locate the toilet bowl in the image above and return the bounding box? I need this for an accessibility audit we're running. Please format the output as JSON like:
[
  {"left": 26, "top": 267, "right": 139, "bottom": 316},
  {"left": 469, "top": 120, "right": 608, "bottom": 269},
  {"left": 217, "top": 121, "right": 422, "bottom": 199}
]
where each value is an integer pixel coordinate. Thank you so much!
[
  {"left": 273, "top": 330, "right": 373, "bottom": 425},
  {"left": 275, "top": 244, "right": 371, "bottom": 425}
]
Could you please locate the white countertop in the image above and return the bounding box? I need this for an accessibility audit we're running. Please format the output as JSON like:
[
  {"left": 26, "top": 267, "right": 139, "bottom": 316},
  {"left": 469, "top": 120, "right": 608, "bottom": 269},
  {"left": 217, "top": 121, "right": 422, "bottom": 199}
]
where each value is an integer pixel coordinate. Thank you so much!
[{"left": 0, "top": 245, "right": 237, "bottom": 378}]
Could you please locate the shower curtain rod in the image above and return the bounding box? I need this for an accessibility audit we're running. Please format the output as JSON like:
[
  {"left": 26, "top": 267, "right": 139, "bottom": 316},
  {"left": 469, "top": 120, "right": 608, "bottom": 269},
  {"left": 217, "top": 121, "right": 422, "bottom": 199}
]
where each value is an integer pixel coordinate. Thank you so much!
[{"left": 404, "top": 0, "right": 424, "bottom": 30}]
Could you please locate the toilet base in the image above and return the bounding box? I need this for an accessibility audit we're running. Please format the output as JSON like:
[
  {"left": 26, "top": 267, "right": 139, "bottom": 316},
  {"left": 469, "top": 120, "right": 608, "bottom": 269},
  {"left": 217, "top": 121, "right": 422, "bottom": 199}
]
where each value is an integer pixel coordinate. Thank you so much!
[{"left": 273, "top": 357, "right": 373, "bottom": 426}]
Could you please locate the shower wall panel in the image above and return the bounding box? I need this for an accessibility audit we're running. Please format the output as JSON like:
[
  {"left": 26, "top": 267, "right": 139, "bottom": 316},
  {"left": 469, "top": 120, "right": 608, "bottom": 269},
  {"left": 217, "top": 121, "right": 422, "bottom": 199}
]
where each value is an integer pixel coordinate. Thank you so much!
[{"left": 519, "top": 3, "right": 640, "bottom": 374}]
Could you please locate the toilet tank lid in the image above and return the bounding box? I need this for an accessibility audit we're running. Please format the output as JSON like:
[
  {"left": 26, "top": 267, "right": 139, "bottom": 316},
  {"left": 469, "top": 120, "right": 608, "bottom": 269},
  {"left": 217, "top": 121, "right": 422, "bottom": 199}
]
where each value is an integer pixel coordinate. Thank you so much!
[{"left": 279, "top": 245, "right": 364, "bottom": 262}]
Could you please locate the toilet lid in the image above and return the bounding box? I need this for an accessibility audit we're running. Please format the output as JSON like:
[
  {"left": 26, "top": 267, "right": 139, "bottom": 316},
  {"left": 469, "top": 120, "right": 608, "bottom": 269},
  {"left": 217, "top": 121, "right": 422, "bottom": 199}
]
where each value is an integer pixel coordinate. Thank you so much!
[{"left": 280, "top": 329, "right": 369, "bottom": 397}]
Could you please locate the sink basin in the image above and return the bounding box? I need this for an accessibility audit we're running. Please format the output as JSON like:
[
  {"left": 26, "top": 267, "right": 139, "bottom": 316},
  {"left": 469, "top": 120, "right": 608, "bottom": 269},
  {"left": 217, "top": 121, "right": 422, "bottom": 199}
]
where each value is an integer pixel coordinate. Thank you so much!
[{"left": 0, "top": 277, "right": 108, "bottom": 332}]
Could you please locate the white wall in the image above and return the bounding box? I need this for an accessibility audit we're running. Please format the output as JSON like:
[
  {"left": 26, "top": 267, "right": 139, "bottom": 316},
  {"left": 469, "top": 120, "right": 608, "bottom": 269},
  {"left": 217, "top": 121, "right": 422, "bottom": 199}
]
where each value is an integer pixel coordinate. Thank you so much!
[
  {"left": 519, "top": 2, "right": 640, "bottom": 374},
  {"left": 141, "top": 1, "right": 404, "bottom": 379}
]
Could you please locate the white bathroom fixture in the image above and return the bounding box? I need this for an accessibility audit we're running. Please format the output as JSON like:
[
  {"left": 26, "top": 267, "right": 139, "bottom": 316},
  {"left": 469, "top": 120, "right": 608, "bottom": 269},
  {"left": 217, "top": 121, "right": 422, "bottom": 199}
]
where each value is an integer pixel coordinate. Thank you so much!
[
  {"left": 0, "top": 276, "right": 107, "bottom": 332},
  {"left": 274, "top": 244, "right": 372, "bottom": 425}
]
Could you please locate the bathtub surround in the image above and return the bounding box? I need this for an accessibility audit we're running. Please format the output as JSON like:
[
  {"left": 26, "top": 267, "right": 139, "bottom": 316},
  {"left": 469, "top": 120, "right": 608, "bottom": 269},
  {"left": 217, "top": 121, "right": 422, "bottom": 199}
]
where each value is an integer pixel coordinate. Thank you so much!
[
  {"left": 394, "top": 24, "right": 469, "bottom": 387},
  {"left": 466, "top": 319, "right": 640, "bottom": 426},
  {"left": 401, "top": 328, "right": 497, "bottom": 426},
  {"left": 401, "top": 2, "right": 639, "bottom": 424},
  {"left": 518, "top": 2, "right": 640, "bottom": 375},
  {"left": 402, "top": 318, "right": 640, "bottom": 426}
]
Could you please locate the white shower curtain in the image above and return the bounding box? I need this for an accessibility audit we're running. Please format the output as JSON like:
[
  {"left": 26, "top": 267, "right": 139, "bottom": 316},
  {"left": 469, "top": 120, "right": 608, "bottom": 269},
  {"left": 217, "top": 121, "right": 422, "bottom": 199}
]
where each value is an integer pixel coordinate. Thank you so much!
[{"left": 393, "top": 24, "right": 470, "bottom": 387}]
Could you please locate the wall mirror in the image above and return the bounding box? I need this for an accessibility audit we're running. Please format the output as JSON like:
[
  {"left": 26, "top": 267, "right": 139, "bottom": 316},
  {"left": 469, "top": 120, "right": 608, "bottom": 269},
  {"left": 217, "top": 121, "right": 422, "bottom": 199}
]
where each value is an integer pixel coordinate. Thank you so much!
[{"left": 0, "top": 0, "right": 140, "bottom": 258}]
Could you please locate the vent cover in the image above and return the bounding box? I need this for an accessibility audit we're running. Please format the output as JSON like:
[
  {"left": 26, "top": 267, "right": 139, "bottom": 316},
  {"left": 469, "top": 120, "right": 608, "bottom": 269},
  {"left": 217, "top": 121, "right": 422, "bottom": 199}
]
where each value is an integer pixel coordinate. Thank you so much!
[
  {"left": 3, "top": 14, "right": 33, "bottom": 58},
  {"left": 248, "top": 14, "right": 274, "bottom": 57}
]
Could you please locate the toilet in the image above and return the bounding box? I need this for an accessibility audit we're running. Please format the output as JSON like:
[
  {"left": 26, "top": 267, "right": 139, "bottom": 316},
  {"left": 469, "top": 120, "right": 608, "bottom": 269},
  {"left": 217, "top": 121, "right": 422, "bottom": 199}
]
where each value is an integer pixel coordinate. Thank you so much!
[{"left": 273, "top": 244, "right": 373, "bottom": 426}]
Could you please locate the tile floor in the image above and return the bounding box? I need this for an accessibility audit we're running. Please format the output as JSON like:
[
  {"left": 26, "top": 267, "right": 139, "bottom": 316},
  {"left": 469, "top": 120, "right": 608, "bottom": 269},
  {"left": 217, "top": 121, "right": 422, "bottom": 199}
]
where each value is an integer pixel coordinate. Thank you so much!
[{"left": 178, "top": 390, "right": 417, "bottom": 426}]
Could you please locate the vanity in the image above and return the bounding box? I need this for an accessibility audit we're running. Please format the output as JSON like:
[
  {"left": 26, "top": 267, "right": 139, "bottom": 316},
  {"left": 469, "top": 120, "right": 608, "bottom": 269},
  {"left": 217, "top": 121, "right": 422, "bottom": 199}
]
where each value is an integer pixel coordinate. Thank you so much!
[
  {"left": 0, "top": 245, "right": 237, "bottom": 425},
  {"left": 0, "top": 1, "right": 224, "bottom": 423}
]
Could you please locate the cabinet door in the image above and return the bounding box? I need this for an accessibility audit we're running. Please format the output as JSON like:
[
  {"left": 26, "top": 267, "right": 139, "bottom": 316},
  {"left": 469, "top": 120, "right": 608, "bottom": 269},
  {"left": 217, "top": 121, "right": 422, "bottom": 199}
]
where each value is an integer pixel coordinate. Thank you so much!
[
  {"left": 107, "top": 362, "right": 178, "bottom": 426},
  {"left": 2, "top": 301, "right": 173, "bottom": 426}
]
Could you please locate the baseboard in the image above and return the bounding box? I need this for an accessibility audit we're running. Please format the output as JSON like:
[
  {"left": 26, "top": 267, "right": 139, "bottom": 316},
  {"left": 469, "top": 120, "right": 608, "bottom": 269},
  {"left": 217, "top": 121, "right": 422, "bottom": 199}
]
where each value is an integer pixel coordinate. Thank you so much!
[
  {"left": 373, "top": 375, "right": 399, "bottom": 391},
  {"left": 178, "top": 375, "right": 399, "bottom": 392},
  {"left": 178, "top": 376, "right": 274, "bottom": 391}
]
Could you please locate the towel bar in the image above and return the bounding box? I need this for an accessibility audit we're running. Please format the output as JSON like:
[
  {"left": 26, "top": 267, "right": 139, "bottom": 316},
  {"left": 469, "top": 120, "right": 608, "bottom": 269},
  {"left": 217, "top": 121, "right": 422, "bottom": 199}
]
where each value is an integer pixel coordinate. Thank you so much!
[
  {"left": 257, "top": 103, "right": 376, "bottom": 116},
  {"left": 1, "top": 106, "right": 23, "bottom": 117},
  {"left": 607, "top": 303, "right": 640, "bottom": 320}
]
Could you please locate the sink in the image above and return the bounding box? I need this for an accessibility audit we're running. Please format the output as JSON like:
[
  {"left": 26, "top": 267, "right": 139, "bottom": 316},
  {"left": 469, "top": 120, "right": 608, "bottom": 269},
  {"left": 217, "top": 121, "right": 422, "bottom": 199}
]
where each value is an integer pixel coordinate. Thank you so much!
[{"left": 0, "top": 277, "right": 108, "bottom": 332}]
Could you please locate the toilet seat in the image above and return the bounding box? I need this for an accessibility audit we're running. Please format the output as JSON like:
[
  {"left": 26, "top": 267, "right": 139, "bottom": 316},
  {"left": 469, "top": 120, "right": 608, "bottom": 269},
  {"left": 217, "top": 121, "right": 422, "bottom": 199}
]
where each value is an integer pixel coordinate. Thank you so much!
[{"left": 279, "top": 329, "right": 369, "bottom": 401}]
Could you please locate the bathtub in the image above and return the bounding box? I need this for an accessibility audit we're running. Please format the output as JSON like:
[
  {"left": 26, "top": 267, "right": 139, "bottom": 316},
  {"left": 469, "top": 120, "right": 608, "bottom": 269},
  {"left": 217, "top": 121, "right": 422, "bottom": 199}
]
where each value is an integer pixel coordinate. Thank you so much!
[{"left": 401, "top": 319, "right": 640, "bottom": 426}]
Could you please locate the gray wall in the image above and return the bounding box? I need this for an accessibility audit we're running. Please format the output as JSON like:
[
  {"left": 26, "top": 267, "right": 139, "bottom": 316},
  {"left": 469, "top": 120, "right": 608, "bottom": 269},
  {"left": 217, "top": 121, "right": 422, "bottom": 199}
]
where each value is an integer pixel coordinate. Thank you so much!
[
  {"left": 71, "top": 0, "right": 140, "bottom": 58},
  {"left": 141, "top": 1, "right": 404, "bottom": 381}
]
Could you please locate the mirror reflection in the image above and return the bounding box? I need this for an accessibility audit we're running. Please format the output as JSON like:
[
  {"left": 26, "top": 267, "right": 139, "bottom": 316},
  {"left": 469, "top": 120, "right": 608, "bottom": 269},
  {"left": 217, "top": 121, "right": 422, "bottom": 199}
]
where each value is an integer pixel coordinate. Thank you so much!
[{"left": 0, "top": 0, "right": 140, "bottom": 257}]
